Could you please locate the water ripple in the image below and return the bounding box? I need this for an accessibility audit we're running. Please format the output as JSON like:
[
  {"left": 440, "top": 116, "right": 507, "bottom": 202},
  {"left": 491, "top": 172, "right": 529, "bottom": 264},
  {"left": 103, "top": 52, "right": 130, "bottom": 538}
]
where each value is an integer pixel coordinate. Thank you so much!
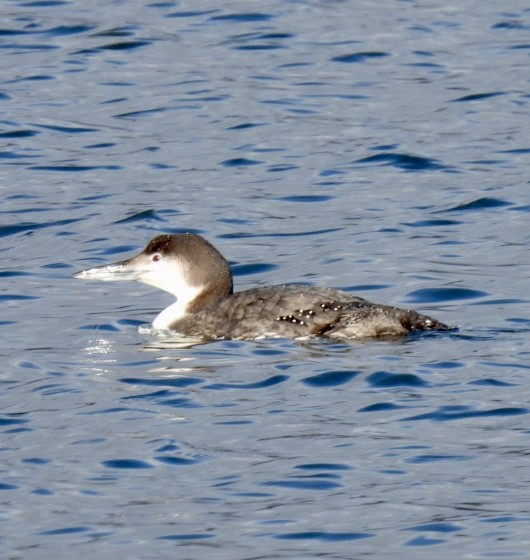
[
  {"left": 355, "top": 153, "right": 450, "bottom": 171},
  {"left": 275, "top": 531, "right": 374, "bottom": 541},
  {"left": 402, "top": 405, "right": 528, "bottom": 422}
]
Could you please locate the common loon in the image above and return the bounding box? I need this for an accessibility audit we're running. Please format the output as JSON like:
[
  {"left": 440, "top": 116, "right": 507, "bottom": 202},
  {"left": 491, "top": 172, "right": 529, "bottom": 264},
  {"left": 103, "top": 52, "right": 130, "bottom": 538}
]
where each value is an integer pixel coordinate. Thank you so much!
[{"left": 73, "top": 233, "right": 450, "bottom": 340}]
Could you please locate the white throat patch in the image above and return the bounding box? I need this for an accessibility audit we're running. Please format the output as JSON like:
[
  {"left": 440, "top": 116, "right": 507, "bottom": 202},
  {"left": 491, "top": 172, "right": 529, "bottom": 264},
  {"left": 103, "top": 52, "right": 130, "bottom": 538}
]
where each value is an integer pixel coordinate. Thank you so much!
[{"left": 152, "top": 285, "right": 203, "bottom": 330}]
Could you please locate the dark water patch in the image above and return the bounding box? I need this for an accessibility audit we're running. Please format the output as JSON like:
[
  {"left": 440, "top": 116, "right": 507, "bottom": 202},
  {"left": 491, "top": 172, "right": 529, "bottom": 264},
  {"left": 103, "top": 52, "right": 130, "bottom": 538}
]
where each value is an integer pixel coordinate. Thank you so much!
[
  {"left": 232, "top": 262, "right": 277, "bottom": 276},
  {"left": 235, "top": 44, "right": 283, "bottom": 51},
  {"left": 276, "top": 195, "right": 334, "bottom": 203},
  {"left": 0, "top": 150, "right": 38, "bottom": 159},
  {"left": 153, "top": 440, "right": 181, "bottom": 453},
  {"left": 33, "top": 123, "right": 98, "bottom": 134},
  {"left": 1, "top": 206, "right": 57, "bottom": 215},
  {"left": 21, "top": 0, "right": 67, "bottom": 5},
  {"left": 166, "top": 10, "right": 220, "bottom": 19},
  {"left": 227, "top": 122, "right": 264, "bottom": 130},
  {"left": 30, "top": 165, "right": 121, "bottom": 172},
  {"left": 84, "top": 142, "right": 116, "bottom": 149},
  {"left": 11, "top": 75, "right": 54, "bottom": 82},
  {"left": 158, "top": 533, "right": 214, "bottom": 540},
  {"left": 0, "top": 43, "right": 58, "bottom": 51},
  {"left": 32, "top": 383, "right": 82, "bottom": 397},
  {"left": 355, "top": 153, "right": 449, "bottom": 171},
  {"left": 212, "top": 474, "right": 239, "bottom": 488},
  {"left": 492, "top": 20, "right": 528, "bottom": 30},
  {"left": 262, "top": 478, "right": 342, "bottom": 491},
  {"left": 406, "top": 535, "right": 445, "bottom": 546},
  {"left": 510, "top": 204, "right": 530, "bottom": 213},
  {"left": 295, "top": 463, "right": 352, "bottom": 471},
  {"left": 18, "top": 361, "right": 41, "bottom": 370},
  {"left": 275, "top": 531, "right": 373, "bottom": 541},
  {"left": 46, "top": 25, "right": 94, "bottom": 36},
  {"left": 267, "top": 163, "right": 299, "bottom": 172},
  {"left": 120, "top": 376, "right": 203, "bottom": 388},
  {"left": 149, "top": 163, "right": 175, "bottom": 169},
  {"left": 0, "top": 130, "right": 39, "bottom": 138},
  {"left": 472, "top": 297, "right": 527, "bottom": 306},
  {"left": 481, "top": 515, "right": 530, "bottom": 523},
  {"left": 113, "top": 209, "right": 164, "bottom": 224},
  {"left": 346, "top": 283, "right": 391, "bottom": 292},
  {"left": 78, "top": 324, "right": 120, "bottom": 332},
  {"left": 90, "top": 26, "right": 140, "bottom": 38},
  {"left": 402, "top": 405, "right": 528, "bottom": 422},
  {"left": 32, "top": 488, "right": 54, "bottom": 496},
  {"left": 234, "top": 492, "right": 273, "bottom": 499},
  {"left": 319, "top": 168, "right": 345, "bottom": 177},
  {"left": 43, "top": 262, "right": 70, "bottom": 269},
  {"left": 425, "top": 361, "right": 463, "bottom": 370},
  {"left": 0, "top": 294, "right": 38, "bottom": 301},
  {"left": 83, "top": 407, "right": 133, "bottom": 415},
  {"left": 99, "top": 41, "right": 150, "bottom": 51},
  {"left": 406, "top": 454, "right": 470, "bottom": 464},
  {"left": 122, "top": 389, "right": 200, "bottom": 408},
  {"left": 499, "top": 147, "right": 530, "bottom": 154},
  {"left": 78, "top": 194, "right": 113, "bottom": 202},
  {"left": 278, "top": 62, "right": 312, "bottom": 69},
  {"left": 302, "top": 370, "right": 359, "bottom": 387},
  {"left": 255, "top": 32, "right": 293, "bottom": 40},
  {"left": 101, "top": 94, "right": 131, "bottom": 102},
  {"left": 215, "top": 420, "right": 253, "bottom": 426},
  {"left": 114, "top": 107, "right": 166, "bottom": 119},
  {"left": 220, "top": 157, "right": 262, "bottom": 167},
  {"left": 206, "top": 374, "right": 288, "bottom": 391},
  {"left": 38, "top": 526, "right": 89, "bottom": 536},
  {"left": 451, "top": 91, "right": 506, "bottom": 102},
  {"left": 359, "top": 402, "right": 404, "bottom": 412},
  {"left": 404, "top": 216, "right": 459, "bottom": 226},
  {"left": 97, "top": 244, "right": 139, "bottom": 255},
  {"left": 0, "top": 415, "right": 29, "bottom": 427},
  {"left": 367, "top": 371, "right": 427, "bottom": 388},
  {"left": 463, "top": 158, "right": 507, "bottom": 166},
  {"left": 101, "top": 459, "right": 154, "bottom": 469},
  {"left": 469, "top": 378, "right": 514, "bottom": 387},
  {"left": 210, "top": 13, "right": 274, "bottom": 22},
  {"left": 437, "top": 197, "right": 512, "bottom": 213},
  {"left": 405, "top": 287, "right": 487, "bottom": 303},
  {"left": 407, "top": 62, "right": 445, "bottom": 70},
  {"left": 253, "top": 345, "right": 292, "bottom": 357},
  {"left": 332, "top": 51, "right": 389, "bottom": 63},
  {"left": 156, "top": 456, "right": 206, "bottom": 466},
  {"left": 305, "top": 93, "right": 367, "bottom": 101},
  {"left": 405, "top": 521, "right": 463, "bottom": 533},
  {"left": 0, "top": 29, "right": 33, "bottom": 37}
]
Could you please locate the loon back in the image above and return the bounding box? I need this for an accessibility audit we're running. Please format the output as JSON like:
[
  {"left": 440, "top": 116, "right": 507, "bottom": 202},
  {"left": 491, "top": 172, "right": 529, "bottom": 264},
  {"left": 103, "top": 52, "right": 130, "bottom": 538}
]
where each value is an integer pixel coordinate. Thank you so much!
[{"left": 167, "top": 285, "right": 449, "bottom": 340}]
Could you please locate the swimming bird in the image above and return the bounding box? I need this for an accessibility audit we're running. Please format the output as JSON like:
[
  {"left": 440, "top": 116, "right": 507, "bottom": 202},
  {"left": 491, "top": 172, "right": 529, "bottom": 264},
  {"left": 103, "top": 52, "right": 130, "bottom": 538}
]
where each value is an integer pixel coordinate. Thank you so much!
[{"left": 73, "top": 233, "right": 450, "bottom": 340}]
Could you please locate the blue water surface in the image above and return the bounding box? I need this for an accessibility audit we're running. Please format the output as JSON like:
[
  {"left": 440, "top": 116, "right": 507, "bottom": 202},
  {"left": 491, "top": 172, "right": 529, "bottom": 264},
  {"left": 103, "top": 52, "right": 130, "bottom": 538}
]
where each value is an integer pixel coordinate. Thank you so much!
[{"left": 1, "top": 1, "right": 530, "bottom": 559}]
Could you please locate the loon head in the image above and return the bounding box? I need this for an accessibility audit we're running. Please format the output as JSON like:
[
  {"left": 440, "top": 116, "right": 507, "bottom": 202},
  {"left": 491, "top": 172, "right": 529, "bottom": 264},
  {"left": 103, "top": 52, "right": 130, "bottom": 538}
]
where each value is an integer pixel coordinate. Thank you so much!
[{"left": 74, "top": 233, "right": 233, "bottom": 327}]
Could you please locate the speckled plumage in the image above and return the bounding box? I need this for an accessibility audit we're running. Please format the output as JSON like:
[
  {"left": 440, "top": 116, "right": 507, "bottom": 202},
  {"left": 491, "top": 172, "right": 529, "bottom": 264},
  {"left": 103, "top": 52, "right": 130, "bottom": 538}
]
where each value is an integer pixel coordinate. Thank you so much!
[{"left": 168, "top": 284, "right": 448, "bottom": 340}]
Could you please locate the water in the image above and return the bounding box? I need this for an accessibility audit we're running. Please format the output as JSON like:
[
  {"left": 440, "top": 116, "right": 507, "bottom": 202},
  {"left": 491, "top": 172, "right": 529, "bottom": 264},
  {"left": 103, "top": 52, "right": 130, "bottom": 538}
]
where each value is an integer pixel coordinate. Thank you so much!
[{"left": 1, "top": 0, "right": 530, "bottom": 558}]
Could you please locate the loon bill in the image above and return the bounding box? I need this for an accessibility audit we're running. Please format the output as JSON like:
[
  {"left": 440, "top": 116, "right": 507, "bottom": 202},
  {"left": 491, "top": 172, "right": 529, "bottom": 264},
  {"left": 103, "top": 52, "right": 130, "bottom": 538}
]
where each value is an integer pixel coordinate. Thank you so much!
[{"left": 73, "top": 233, "right": 451, "bottom": 340}]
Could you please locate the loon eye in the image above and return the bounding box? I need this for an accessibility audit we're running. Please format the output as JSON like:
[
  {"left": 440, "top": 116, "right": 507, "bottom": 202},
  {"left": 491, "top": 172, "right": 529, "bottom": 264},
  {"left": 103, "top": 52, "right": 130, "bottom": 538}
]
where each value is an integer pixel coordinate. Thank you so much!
[{"left": 152, "top": 254, "right": 161, "bottom": 262}]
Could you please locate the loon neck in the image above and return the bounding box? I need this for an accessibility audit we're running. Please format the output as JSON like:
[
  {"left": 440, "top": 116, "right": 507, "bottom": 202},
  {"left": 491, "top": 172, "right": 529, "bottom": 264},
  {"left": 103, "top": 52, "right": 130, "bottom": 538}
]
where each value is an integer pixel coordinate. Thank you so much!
[{"left": 153, "top": 283, "right": 231, "bottom": 330}]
